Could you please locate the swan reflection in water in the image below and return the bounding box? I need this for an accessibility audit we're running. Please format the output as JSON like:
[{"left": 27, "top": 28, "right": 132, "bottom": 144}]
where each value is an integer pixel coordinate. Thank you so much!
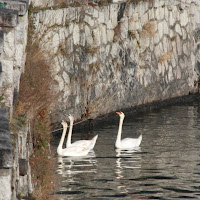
[
  {"left": 115, "top": 148, "right": 142, "bottom": 195},
  {"left": 115, "top": 147, "right": 142, "bottom": 179},
  {"left": 55, "top": 150, "right": 97, "bottom": 198},
  {"left": 56, "top": 150, "right": 97, "bottom": 177}
]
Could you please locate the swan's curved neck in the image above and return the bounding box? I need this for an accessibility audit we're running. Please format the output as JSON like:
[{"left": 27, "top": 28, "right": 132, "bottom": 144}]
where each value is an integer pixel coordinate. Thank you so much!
[
  {"left": 116, "top": 117, "right": 124, "bottom": 148},
  {"left": 66, "top": 119, "right": 73, "bottom": 147},
  {"left": 57, "top": 126, "right": 67, "bottom": 154}
]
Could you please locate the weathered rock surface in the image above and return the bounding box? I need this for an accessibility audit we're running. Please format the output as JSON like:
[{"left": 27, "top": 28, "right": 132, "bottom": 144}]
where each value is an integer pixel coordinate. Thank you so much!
[
  {"left": 0, "top": 1, "right": 31, "bottom": 199},
  {"left": 0, "top": 109, "right": 12, "bottom": 200},
  {"left": 0, "top": 109, "right": 12, "bottom": 168},
  {"left": 0, "top": 0, "right": 28, "bottom": 116},
  {"left": 32, "top": 0, "right": 200, "bottom": 122}
]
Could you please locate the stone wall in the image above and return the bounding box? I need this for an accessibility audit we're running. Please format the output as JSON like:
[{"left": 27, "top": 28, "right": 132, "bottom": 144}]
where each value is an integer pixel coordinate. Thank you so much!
[
  {"left": 32, "top": 0, "right": 200, "bottom": 122},
  {"left": 0, "top": 1, "right": 33, "bottom": 199},
  {"left": 11, "top": 121, "right": 33, "bottom": 199},
  {"left": 0, "top": 0, "right": 28, "bottom": 117},
  {"left": 0, "top": 109, "right": 32, "bottom": 200},
  {"left": 0, "top": 110, "right": 33, "bottom": 200},
  {"left": 0, "top": 109, "right": 12, "bottom": 200}
]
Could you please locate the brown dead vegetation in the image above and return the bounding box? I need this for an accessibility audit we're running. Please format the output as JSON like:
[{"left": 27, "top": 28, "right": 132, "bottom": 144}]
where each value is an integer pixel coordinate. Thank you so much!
[
  {"left": 158, "top": 51, "right": 172, "bottom": 63},
  {"left": 16, "top": 40, "right": 55, "bottom": 119},
  {"left": 13, "top": 8, "right": 58, "bottom": 199},
  {"left": 140, "top": 21, "right": 157, "bottom": 38},
  {"left": 30, "top": 112, "right": 56, "bottom": 200}
]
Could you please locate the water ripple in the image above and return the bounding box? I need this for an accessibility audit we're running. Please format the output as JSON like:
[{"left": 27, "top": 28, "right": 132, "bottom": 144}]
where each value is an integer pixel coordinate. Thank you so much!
[
  {"left": 163, "top": 186, "right": 197, "bottom": 193},
  {"left": 52, "top": 103, "right": 200, "bottom": 200}
]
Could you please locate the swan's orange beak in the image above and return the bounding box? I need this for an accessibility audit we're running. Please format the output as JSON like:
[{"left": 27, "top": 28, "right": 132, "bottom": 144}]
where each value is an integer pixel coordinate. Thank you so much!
[{"left": 116, "top": 112, "right": 121, "bottom": 115}]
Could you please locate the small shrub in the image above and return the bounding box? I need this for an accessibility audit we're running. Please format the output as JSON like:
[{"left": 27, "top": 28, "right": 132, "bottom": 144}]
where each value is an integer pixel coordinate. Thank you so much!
[
  {"left": 58, "top": 43, "right": 66, "bottom": 56},
  {"left": 128, "top": 30, "right": 141, "bottom": 47},
  {"left": 10, "top": 115, "right": 26, "bottom": 131},
  {"left": 128, "top": 30, "right": 136, "bottom": 39},
  {"left": 171, "top": 36, "right": 176, "bottom": 41}
]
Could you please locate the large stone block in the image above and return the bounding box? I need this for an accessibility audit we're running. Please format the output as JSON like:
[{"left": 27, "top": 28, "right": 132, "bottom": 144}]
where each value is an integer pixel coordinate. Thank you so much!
[
  {"left": 32, "top": 0, "right": 53, "bottom": 7},
  {"left": 0, "top": 30, "right": 4, "bottom": 54},
  {"left": 0, "top": 0, "right": 28, "bottom": 16},
  {"left": 0, "top": 109, "right": 13, "bottom": 169},
  {"left": 155, "top": 7, "right": 164, "bottom": 21},
  {"left": 0, "top": 62, "right": 2, "bottom": 73},
  {"left": 0, "top": 8, "right": 18, "bottom": 27},
  {"left": 0, "top": 169, "right": 12, "bottom": 200},
  {"left": 193, "top": 28, "right": 200, "bottom": 43},
  {"left": 180, "top": 10, "right": 189, "bottom": 27},
  {"left": 19, "top": 158, "right": 28, "bottom": 176}
]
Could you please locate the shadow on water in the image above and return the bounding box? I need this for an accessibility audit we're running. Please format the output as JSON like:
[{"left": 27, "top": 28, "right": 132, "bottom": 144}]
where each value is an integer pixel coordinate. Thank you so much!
[{"left": 51, "top": 100, "right": 200, "bottom": 200}]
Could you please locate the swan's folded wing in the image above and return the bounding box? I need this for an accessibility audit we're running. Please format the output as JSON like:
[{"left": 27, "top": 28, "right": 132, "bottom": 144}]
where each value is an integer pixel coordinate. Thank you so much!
[
  {"left": 62, "top": 146, "right": 89, "bottom": 157},
  {"left": 71, "top": 140, "right": 91, "bottom": 148},
  {"left": 121, "top": 137, "right": 142, "bottom": 148}
]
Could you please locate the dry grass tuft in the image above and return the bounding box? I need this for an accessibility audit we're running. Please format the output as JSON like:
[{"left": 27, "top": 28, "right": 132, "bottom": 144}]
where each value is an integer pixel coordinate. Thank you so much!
[
  {"left": 30, "top": 112, "right": 56, "bottom": 200},
  {"left": 140, "top": 21, "right": 156, "bottom": 38},
  {"left": 113, "top": 22, "right": 122, "bottom": 42},
  {"left": 16, "top": 41, "right": 55, "bottom": 119},
  {"left": 128, "top": 30, "right": 136, "bottom": 39},
  {"left": 158, "top": 51, "right": 172, "bottom": 63}
]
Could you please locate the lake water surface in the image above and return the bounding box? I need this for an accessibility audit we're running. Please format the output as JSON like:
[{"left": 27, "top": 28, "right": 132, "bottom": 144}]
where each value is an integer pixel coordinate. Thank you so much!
[{"left": 52, "top": 102, "right": 200, "bottom": 199}]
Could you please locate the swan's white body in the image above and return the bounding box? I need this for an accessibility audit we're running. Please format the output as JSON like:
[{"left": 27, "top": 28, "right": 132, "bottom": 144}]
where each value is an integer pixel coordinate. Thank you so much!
[
  {"left": 57, "top": 121, "right": 90, "bottom": 157},
  {"left": 66, "top": 114, "right": 98, "bottom": 150},
  {"left": 115, "top": 112, "right": 142, "bottom": 149}
]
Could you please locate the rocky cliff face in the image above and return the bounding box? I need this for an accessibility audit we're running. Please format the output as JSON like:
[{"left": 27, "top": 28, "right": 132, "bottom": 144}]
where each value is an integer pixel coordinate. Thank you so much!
[{"left": 32, "top": 0, "right": 200, "bottom": 122}]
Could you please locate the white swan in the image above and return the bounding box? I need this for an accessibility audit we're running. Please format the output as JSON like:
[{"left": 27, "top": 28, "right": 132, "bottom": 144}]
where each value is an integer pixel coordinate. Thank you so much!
[
  {"left": 66, "top": 114, "right": 98, "bottom": 150},
  {"left": 115, "top": 112, "right": 142, "bottom": 149},
  {"left": 57, "top": 121, "right": 90, "bottom": 157}
]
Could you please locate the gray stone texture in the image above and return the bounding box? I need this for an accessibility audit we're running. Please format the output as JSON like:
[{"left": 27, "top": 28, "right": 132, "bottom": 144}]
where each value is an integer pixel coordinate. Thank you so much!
[
  {"left": 0, "top": 1, "right": 31, "bottom": 199},
  {"left": 0, "top": 108, "right": 12, "bottom": 168},
  {"left": 0, "top": 0, "right": 28, "bottom": 16},
  {"left": 31, "top": 0, "right": 200, "bottom": 122},
  {"left": 0, "top": 8, "right": 18, "bottom": 27}
]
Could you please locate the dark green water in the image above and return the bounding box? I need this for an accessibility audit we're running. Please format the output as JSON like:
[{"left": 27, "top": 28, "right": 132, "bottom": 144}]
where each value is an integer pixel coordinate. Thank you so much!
[{"left": 52, "top": 102, "right": 200, "bottom": 199}]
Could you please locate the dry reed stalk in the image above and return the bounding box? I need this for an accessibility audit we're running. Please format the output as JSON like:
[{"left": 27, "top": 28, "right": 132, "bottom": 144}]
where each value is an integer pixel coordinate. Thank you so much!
[{"left": 16, "top": 41, "right": 55, "bottom": 119}]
